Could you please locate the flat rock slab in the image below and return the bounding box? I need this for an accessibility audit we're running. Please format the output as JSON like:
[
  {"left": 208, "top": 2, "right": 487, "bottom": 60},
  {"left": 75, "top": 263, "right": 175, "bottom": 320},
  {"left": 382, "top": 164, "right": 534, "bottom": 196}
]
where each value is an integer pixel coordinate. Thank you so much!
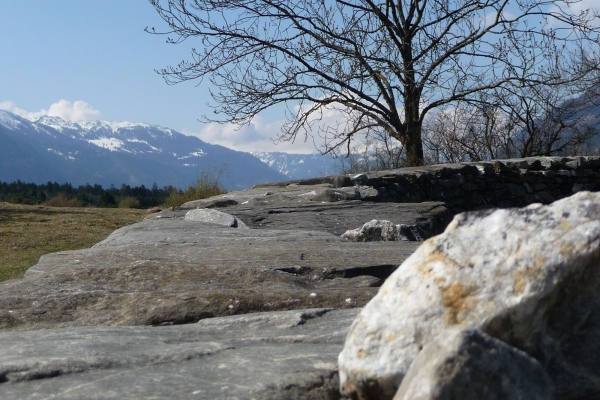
[
  {"left": 178, "top": 183, "right": 452, "bottom": 238},
  {"left": 0, "top": 308, "right": 359, "bottom": 399},
  {"left": 0, "top": 217, "right": 419, "bottom": 331}
]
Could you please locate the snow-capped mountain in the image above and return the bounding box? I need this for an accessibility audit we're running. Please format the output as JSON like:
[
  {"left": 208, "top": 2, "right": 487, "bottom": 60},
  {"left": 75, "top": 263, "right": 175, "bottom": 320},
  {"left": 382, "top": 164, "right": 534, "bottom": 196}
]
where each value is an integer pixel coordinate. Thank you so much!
[
  {"left": 0, "top": 110, "right": 286, "bottom": 190},
  {"left": 250, "top": 151, "right": 339, "bottom": 180}
]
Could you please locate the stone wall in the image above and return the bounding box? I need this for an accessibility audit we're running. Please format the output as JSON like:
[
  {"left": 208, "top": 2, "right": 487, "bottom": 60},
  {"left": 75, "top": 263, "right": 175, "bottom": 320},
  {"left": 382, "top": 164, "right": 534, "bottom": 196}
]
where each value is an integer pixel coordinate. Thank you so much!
[{"left": 264, "top": 156, "right": 600, "bottom": 213}]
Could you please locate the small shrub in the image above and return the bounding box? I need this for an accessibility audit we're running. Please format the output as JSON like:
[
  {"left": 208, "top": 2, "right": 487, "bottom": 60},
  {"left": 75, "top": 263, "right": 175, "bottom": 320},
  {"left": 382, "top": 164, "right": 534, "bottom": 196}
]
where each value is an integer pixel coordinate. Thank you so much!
[
  {"left": 118, "top": 196, "right": 141, "bottom": 209},
  {"left": 45, "top": 193, "right": 82, "bottom": 207},
  {"left": 162, "top": 171, "right": 226, "bottom": 208},
  {"left": 98, "top": 192, "right": 117, "bottom": 208}
]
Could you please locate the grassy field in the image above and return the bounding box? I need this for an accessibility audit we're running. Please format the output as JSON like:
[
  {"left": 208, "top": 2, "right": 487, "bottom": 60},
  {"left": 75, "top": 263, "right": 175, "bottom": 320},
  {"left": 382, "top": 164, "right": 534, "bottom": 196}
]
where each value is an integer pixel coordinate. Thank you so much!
[{"left": 0, "top": 203, "right": 147, "bottom": 282}]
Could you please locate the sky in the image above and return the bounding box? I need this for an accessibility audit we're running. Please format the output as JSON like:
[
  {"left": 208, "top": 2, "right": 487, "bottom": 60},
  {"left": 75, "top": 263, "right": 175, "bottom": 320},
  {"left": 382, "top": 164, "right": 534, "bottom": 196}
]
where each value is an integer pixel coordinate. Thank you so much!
[
  {"left": 1, "top": 1, "right": 597, "bottom": 155},
  {"left": 0, "top": 0, "right": 318, "bottom": 153}
]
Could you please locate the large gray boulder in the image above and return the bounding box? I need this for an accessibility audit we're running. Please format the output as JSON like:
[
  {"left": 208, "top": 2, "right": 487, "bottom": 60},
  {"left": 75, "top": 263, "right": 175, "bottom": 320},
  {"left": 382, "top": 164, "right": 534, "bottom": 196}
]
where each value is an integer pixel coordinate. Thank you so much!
[
  {"left": 394, "top": 328, "right": 552, "bottom": 400},
  {"left": 0, "top": 308, "right": 358, "bottom": 399},
  {"left": 339, "top": 191, "right": 600, "bottom": 400}
]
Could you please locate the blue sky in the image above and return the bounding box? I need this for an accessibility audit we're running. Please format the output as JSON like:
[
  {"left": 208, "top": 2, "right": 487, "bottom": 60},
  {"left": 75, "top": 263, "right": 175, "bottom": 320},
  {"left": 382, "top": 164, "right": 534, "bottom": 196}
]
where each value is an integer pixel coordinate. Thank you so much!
[
  {"left": 1, "top": 1, "right": 596, "bottom": 154},
  {"left": 0, "top": 0, "right": 317, "bottom": 153}
]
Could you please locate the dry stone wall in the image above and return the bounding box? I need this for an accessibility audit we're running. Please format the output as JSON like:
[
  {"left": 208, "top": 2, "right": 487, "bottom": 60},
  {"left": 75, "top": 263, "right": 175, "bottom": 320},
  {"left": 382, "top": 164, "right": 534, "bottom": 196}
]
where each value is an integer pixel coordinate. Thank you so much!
[{"left": 312, "top": 156, "right": 600, "bottom": 212}]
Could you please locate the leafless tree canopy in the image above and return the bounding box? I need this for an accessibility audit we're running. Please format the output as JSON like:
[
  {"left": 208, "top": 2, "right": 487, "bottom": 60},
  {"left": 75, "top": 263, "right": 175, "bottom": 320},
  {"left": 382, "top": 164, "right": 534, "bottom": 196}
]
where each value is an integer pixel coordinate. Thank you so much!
[{"left": 149, "top": 0, "right": 600, "bottom": 166}]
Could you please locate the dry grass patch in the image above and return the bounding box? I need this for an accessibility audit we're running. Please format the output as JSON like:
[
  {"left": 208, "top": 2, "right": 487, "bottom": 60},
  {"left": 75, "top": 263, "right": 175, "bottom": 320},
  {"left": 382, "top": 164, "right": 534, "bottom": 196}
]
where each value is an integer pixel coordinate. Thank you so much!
[{"left": 0, "top": 202, "right": 146, "bottom": 282}]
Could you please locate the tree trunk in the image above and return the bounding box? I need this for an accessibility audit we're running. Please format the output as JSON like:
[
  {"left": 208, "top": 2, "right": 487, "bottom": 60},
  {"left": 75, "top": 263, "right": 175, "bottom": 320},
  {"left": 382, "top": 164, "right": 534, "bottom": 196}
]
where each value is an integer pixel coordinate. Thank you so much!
[{"left": 404, "top": 122, "right": 424, "bottom": 166}]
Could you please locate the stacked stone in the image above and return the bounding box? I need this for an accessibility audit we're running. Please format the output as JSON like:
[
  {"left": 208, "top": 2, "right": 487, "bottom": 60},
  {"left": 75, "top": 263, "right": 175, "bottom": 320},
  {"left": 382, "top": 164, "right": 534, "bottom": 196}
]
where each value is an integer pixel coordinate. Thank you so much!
[{"left": 345, "top": 156, "right": 600, "bottom": 212}]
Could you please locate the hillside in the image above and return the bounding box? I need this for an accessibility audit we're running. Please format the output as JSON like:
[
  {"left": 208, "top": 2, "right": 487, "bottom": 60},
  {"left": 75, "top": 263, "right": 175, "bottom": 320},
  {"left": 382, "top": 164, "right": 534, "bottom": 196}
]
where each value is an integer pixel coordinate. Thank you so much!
[{"left": 0, "top": 110, "right": 287, "bottom": 190}]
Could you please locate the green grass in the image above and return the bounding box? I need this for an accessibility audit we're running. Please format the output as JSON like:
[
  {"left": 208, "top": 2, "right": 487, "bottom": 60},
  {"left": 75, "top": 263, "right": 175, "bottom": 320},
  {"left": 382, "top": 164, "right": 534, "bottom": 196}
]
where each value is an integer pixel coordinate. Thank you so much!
[
  {"left": 0, "top": 203, "right": 147, "bottom": 282},
  {"left": 0, "top": 171, "right": 227, "bottom": 283}
]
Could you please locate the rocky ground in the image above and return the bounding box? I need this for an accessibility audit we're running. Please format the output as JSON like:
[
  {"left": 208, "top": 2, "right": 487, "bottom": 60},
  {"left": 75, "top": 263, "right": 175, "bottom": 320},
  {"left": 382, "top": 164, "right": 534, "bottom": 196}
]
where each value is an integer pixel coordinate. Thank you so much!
[
  {"left": 0, "top": 177, "right": 449, "bottom": 399},
  {"left": 2, "top": 169, "right": 599, "bottom": 399}
]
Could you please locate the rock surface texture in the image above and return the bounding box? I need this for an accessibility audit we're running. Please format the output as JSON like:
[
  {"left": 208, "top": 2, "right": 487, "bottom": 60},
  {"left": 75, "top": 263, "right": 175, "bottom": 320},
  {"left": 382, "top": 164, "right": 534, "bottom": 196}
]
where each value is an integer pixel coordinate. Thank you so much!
[
  {"left": 394, "top": 328, "right": 552, "bottom": 400},
  {"left": 339, "top": 191, "right": 600, "bottom": 400},
  {"left": 0, "top": 177, "right": 446, "bottom": 398},
  {"left": 2, "top": 159, "right": 600, "bottom": 399},
  {"left": 0, "top": 180, "right": 449, "bottom": 332},
  {"left": 0, "top": 308, "right": 358, "bottom": 399}
]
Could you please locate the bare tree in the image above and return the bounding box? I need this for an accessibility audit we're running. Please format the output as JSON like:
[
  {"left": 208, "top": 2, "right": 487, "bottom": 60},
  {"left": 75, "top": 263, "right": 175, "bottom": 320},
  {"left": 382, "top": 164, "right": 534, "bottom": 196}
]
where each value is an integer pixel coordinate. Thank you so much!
[
  {"left": 422, "top": 79, "right": 600, "bottom": 163},
  {"left": 422, "top": 100, "right": 515, "bottom": 163},
  {"left": 332, "top": 132, "right": 406, "bottom": 174},
  {"left": 148, "top": 0, "right": 600, "bottom": 166}
]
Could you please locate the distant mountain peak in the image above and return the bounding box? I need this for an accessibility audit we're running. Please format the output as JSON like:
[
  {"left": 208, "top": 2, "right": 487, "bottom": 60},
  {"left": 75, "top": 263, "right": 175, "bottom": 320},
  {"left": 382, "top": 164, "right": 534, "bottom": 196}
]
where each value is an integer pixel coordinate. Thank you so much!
[
  {"left": 0, "top": 109, "right": 287, "bottom": 189},
  {"left": 0, "top": 109, "right": 33, "bottom": 131}
]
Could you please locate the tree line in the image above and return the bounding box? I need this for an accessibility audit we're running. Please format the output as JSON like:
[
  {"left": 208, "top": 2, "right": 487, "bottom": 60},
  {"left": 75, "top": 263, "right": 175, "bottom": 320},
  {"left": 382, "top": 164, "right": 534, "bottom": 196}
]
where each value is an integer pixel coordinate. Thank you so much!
[{"left": 0, "top": 181, "right": 174, "bottom": 208}]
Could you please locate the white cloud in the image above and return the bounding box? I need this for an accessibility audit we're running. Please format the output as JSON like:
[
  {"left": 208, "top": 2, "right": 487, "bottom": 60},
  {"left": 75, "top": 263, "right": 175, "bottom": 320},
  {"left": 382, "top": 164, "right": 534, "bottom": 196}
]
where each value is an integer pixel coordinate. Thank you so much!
[
  {"left": 183, "top": 114, "right": 323, "bottom": 154},
  {"left": 0, "top": 100, "right": 103, "bottom": 122},
  {"left": 547, "top": 0, "right": 600, "bottom": 29},
  {"left": 183, "top": 96, "right": 408, "bottom": 153}
]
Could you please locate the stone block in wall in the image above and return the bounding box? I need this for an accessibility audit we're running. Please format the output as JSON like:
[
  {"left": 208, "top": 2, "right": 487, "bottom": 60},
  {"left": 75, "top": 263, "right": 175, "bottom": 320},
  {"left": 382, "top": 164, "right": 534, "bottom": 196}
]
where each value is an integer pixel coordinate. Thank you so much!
[
  {"left": 543, "top": 170, "right": 557, "bottom": 179},
  {"left": 501, "top": 170, "right": 524, "bottom": 183},
  {"left": 507, "top": 183, "right": 527, "bottom": 197},
  {"left": 476, "top": 164, "right": 496, "bottom": 176},
  {"left": 438, "top": 179, "right": 463, "bottom": 189},
  {"left": 462, "top": 182, "right": 478, "bottom": 192},
  {"left": 523, "top": 194, "right": 536, "bottom": 205},
  {"left": 469, "top": 192, "right": 483, "bottom": 206},
  {"left": 409, "top": 193, "right": 422, "bottom": 202},
  {"left": 587, "top": 158, "right": 600, "bottom": 168},
  {"left": 391, "top": 183, "right": 410, "bottom": 199},
  {"left": 537, "top": 192, "right": 555, "bottom": 203},
  {"left": 427, "top": 185, "right": 445, "bottom": 200},
  {"left": 566, "top": 157, "right": 586, "bottom": 169},
  {"left": 558, "top": 170, "right": 571, "bottom": 177},
  {"left": 522, "top": 173, "right": 536, "bottom": 183},
  {"left": 573, "top": 183, "right": 593, "bottom": 193},
  {"left": 350, "top": 174, "right": 368, "bottom": 185},
  {"left": 445, "top": 187, "right": 465, "bottom": 199}
]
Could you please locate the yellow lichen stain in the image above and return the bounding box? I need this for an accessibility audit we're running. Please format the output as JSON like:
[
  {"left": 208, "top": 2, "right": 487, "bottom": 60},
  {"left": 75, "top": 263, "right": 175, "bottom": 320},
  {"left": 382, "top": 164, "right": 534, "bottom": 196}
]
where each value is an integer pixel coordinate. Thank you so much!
[
  {"left": 383, "top": 333, "right": 397, "bottom": 343},
  {"left": 440, "top": 281, "right": 476, "bottom": 325},
  {"left": 357, "top": 348, "right": 367, "bottom": 358},
  {"left": 418, "top": 247, "right": 450, "bottom": 277},
  {"left": 512, "top": 253, "right": 546, "bottom": 294},
  {"left": 560, "top": 220, "right": 571, "bottom": 231},
  {"left": 513, "top": 270, "right": 527, "bottom": 295}
]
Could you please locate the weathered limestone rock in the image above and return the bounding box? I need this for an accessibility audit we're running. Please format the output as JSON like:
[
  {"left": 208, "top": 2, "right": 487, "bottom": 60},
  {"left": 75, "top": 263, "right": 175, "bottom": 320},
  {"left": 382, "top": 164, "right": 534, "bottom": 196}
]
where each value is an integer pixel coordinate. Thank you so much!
[
  {"left": 393, "top": 328, "right": 552, "bottom": 400},
  {"left": 181, "top": 183, "right": 451, "bottom": 238},
  {"left": 0, "top": 308, "right": 359, "bottom": 399},
  {"left": 0, "top": 219, "right": 418, "bottom": 331},
  {"left": 0, "top": 180, "right": 450, "bottom": 332},
  {"left": 184, "top": 208, "right": 248, "bottom": 228},
  {"left": 339, "top": 191, "right": 600, "bottom": 400}
]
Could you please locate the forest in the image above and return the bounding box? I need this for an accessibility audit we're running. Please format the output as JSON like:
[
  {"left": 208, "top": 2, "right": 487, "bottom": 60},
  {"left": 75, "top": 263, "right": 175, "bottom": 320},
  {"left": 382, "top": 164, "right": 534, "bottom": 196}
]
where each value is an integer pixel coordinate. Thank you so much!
[{"left": 0, "top": 180, "right": 174, "bottom": 208}]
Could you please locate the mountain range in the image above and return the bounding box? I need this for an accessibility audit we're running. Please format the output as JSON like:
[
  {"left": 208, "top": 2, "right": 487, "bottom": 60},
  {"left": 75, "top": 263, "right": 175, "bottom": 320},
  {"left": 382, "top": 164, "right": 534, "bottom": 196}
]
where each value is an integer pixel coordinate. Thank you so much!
[
  {"left": 0, "top": 110, "right": 301, "bottom": 190},
  {"left": 250, "top": 151, "right": 339, "bottom": 180}
]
